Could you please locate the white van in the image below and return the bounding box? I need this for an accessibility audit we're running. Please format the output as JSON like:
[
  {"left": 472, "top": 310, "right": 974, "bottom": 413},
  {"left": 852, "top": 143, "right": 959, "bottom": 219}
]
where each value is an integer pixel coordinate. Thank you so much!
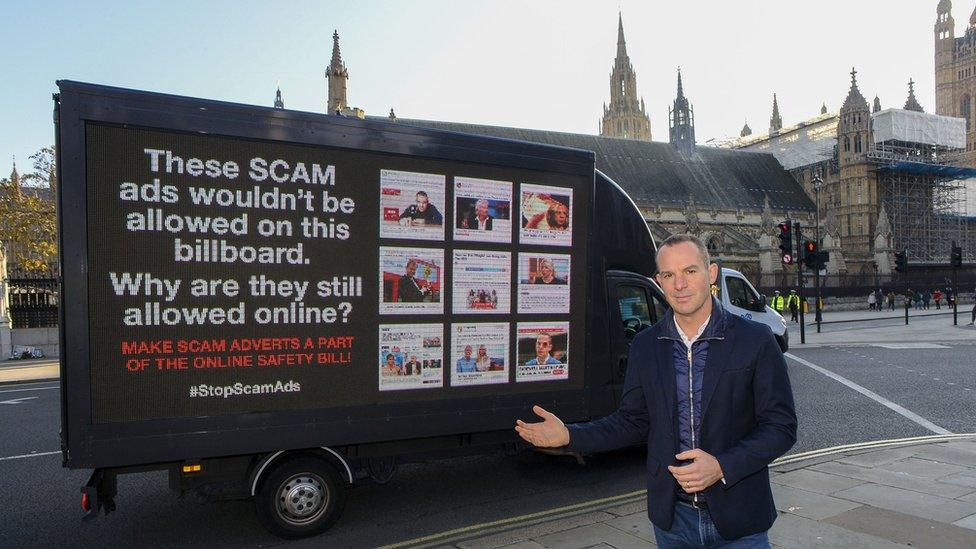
[{"left": 715, "top": 267, "right": 789, "bottom": 352}]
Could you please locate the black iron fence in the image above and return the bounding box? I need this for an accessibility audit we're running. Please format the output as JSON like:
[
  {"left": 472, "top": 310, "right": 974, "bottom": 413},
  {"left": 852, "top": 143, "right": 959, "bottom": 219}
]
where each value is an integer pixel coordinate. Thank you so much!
[
  {"left": 756, "top": 272, "right": 976, "bottom": 300},
  {"left": 6, "top": 277, "right": 59, "bottom": 328}
]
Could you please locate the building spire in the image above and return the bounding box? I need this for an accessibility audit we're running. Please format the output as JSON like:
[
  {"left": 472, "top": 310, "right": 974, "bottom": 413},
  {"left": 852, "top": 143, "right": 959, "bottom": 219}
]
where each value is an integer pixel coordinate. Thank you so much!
[
  {"left": 740, "top": 119, "right": 752, "bottom": 137},
  {"left": 326, "top": 30, "right": 349, "bottom": 114},
  {"left": 8, "top": 156, "right": 21, "bottom": 195},
  {"left": 616, "top": 11, "right": 627, "bottom": 60},
  {"left": 769, "top": 93, "right": 783, "bottom": 134},
  {"left": 841, "top": 67, "right": 869, "bottom": 112},
  {"left": 821, "top": 102, "right": 828, "bottom": 115},
  {"left": 274, "top": 84, "right": 284, "bottom": 109},
  {"left": 873, "top": 95, "right": 881, "bottom": 113},
  {"left": 669, "top": 68, "right": 696, "bottom": 153},
  {"left": 904, "top": 78, "right": 924, "bottom": 112}
]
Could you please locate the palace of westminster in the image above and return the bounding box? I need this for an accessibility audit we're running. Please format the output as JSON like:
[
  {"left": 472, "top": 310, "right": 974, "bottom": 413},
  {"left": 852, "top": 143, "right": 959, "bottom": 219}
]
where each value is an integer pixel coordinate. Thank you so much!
[{"left": 269, "top": 4, "right": 976, "bottom": 283}]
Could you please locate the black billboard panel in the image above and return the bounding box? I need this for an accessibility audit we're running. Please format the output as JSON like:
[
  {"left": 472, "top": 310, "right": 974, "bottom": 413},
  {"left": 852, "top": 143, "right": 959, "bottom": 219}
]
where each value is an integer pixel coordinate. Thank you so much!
[{"left": 83, "top": 123, "right": 590, "bottom": 424}]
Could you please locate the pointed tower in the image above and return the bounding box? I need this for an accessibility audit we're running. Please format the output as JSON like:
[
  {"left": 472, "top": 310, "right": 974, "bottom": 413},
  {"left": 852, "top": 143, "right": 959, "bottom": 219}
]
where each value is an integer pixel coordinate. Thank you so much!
[
  {"left": 836, "top": 67, "right": 874, "bottom": 258},
  {"left": 769, "top": 94, "right": 783, "bottom": 134},
  {"left": 873, "top": 96, "right": 882, "bottom": 113},
  {"left": 904, "top": 79, "right": 924, "bottom": 112},
  {"left": 326, "top": 30, "right": 349, "bottom": 114},
  {"left": 740, "top": 120, "right": 752, "bottom": 137},
  {"left": 668, "top": 69, "right": 696, "bottom": 153},
  {"left": 7, "top": 158, "right": 20, "bottom": 196},
  {"left": 274, "top": 86, "right": 284, "bottom": 109},
  {"left": 600, "top": 13, "right": 652, "bottom": 140},
  {"left": 934, "top": 0, "right": 955, "bottom": 117},
  {"left": 821, "top": 103, "right": 828, "bottom": 115}
]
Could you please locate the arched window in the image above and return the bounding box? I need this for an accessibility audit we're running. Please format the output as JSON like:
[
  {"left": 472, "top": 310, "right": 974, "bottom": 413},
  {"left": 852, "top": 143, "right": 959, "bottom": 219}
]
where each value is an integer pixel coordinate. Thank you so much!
[
  {"left": 854, "top": 134, "right": 862, "bottom": 153},
  {"left": 844, "top": 137, "right": 851, "bottom": 152}
]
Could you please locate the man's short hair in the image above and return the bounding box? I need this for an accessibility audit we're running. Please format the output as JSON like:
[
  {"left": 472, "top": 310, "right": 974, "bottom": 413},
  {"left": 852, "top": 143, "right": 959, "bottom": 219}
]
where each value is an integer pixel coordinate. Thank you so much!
[
  {"left": 655, "top": 233, "right": 711, "bottom": 269},
  {"left": 416, "top": 191, "right": 429, "bottom": 199},
  {"left": 475, "top": 198, "right": 488, "bottom": 208}
]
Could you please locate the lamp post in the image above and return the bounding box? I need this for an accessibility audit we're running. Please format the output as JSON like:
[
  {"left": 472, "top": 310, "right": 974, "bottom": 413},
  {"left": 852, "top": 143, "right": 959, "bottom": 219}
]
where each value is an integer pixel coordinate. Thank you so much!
[{"left": 811, "top": 172, "right": 824, "bottom": 330}]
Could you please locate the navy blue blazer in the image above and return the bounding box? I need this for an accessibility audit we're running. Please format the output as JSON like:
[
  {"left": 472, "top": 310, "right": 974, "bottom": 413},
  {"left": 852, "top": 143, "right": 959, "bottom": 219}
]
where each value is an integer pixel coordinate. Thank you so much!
[{"left": 566, "top": 303, "right": 797, "bottom": 540}]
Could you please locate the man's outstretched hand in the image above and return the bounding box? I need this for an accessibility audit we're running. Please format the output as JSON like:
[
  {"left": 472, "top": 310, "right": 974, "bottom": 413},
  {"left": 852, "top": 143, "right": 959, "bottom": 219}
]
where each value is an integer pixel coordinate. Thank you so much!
[{"left": 515, "top": 405, "right": 570, "bottom": 448}]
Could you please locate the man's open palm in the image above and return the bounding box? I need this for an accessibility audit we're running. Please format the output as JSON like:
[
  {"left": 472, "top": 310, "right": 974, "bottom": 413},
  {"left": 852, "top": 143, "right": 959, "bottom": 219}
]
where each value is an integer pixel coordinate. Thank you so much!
[{"left": 515, "top": 405, "right": 570, "bottom": 448}]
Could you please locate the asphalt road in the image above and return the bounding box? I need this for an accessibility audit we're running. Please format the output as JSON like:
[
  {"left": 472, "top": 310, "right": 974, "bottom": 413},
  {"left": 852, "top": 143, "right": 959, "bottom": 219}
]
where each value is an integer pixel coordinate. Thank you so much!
[{"left": 1, "top": 341, "right": 974, "bottom": 547}]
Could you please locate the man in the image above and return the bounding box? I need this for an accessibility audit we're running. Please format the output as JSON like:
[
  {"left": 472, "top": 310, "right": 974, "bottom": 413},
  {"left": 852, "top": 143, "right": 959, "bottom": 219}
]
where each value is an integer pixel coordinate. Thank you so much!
[
  {"left": 456, "top": 345, "right": 478, "bottom": 373},
  {"left": 399, "top": 191, "right": 443, "bottom": 226},
  {"left": 524, "top": 333, "right": 562, "bottom": 366},
  {"left": 515, "top": 234, "right": 796, "bottom": 546},
  {"left": 397, "top": 260, "right": 428, "bottom": 303},
  {"left": 787, "top": 289, "right": 800, "bottom": 322},
  {"left": 770, "top": 290, "right": 784, "bottom": 315},
  {"left": 403, "top": 355, "right": 421, "bottom": 376},
  {"left": 459, "top": 198, "right": 493, "bottom": 230}
]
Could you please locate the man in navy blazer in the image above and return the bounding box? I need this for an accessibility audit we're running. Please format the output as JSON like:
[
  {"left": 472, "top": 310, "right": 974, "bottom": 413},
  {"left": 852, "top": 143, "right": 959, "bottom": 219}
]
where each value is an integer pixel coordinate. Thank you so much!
[{"left": 516, "top": 234, "right": 796, "bottom": 547}]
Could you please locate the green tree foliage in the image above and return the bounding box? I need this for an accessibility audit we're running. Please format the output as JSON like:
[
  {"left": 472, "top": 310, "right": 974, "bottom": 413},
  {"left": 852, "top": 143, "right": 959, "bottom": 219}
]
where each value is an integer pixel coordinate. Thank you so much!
[{"left": 0, "top": 147, "right": 58, "bottom": 274}]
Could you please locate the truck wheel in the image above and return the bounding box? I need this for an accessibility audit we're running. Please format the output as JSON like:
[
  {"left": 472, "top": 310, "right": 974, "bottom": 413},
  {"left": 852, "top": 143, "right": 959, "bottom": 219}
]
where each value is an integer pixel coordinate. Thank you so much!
[{"left": 255, "top": 456, "right": 345, "bottom": 539}]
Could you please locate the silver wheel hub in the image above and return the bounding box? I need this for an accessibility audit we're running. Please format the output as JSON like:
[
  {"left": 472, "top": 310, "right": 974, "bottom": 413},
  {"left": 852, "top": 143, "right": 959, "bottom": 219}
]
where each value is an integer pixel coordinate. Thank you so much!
[{"left": 277, "top": 473, "right": 328, "bottom": 525}]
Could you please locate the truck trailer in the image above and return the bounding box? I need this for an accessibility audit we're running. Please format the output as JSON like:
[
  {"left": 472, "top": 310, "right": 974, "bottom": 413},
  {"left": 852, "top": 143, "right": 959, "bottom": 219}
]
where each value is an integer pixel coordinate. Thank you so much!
[{"left": 55, "top": 81, "right": 675, "bottom": 538}]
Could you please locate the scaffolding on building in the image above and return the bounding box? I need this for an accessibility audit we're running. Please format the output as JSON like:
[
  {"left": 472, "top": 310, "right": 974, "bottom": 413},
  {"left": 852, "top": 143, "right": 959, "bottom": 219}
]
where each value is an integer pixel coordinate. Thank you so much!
[{"left": 866, "top": 109, "right": 976, "bottom": 263}]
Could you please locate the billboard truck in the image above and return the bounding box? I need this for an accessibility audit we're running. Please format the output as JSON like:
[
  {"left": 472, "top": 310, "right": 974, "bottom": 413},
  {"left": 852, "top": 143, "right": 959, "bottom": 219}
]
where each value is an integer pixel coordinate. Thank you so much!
[{"left": 56, "top": 81, "right": 680, "bottom": 538}]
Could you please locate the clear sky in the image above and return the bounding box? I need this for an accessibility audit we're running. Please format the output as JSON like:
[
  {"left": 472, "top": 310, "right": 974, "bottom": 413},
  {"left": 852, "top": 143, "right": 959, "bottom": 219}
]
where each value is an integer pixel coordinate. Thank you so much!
[{"left": 0, "top": 0, "right": 961, "bottom": 181}]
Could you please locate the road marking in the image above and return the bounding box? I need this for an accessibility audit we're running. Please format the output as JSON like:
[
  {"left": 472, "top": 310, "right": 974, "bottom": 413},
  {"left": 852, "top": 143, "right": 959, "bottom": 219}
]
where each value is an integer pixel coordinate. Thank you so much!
[
  {"left": 873, "top": 343, "right": 949, "bottom": 349},
  {"left": 0, "top": 396, "right": 38, "bottom": 405},
  {"left": 785, "top": 353, "right": 952, "bottom": 435},
  {"left": 0, "top": 386, "right": 58, "bottom": 395},
  {"left": 0, "top": 450, "right": 60, "bottom": 462}
]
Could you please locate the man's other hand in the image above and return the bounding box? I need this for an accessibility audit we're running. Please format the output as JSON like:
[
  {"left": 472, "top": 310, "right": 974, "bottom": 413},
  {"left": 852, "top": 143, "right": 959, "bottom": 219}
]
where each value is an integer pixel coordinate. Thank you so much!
[
  {"left": 515, "top": 405, "right": 570, "bottom": 448},
  {"left": 667, "top": 449, "right": 725, "bottom": 493}
]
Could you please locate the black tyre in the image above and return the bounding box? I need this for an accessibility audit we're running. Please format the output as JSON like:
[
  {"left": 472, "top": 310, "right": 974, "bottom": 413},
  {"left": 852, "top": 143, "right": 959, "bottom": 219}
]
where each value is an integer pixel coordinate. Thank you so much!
[{"left": 254, "top": 456, "right": 346, "bottom": 539}]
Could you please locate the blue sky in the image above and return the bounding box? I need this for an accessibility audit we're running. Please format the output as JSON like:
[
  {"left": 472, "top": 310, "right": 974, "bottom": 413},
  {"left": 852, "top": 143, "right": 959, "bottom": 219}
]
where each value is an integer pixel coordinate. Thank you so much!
[{"left": 0, "top": 0, "right": 953, "bottom": 182}]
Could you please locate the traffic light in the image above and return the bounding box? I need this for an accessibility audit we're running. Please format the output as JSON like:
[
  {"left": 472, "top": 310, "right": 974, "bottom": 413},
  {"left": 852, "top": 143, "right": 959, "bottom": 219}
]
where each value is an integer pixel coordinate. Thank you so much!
[
  {"left": 894, "top": 250, "right": 908, "bottom": 274},
  {"left": 951, "top": 245, "right": 963, "bottom": 269},
  {"left": 777, "top": 222, "right": 793, "bottom": 265},
  {"left": 802, "top": 240, "right": 817, "bottom": 269}
]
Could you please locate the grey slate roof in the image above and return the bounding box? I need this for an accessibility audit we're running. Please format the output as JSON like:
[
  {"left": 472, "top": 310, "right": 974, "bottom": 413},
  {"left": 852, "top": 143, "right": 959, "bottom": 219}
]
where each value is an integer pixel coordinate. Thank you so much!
[{"left": 389, "top": 118, "right": 815, "bottom": 213}]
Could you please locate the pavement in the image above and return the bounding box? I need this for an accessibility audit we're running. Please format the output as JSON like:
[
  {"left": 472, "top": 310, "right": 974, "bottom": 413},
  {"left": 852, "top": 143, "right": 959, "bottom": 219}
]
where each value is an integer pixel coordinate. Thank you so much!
[
  {"left": 386, "top": 435, "right": 976, "bottom": 548},
  {"left": 5, "top": 314, "right": 975, "bottom": 547}
]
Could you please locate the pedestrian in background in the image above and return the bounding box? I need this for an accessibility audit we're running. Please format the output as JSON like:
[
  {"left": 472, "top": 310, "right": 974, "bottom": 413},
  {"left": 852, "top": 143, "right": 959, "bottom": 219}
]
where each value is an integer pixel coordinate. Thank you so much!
[
  {"left": 887, "top": 291, "right": 896, "bottom": 311},
  {"left": 788, "top": 289, "right": 800, "bottom": 322},
  {"left": 923, "top": 291, "right": 931, "bottom": 310},
  {"left": 934, "top": 289, "right": 942, "bottom": 310},
  {"left": 867, "top": 292, "right": 876, "bottom": 311},
  {"left": 771, "top": 291, "right": 785, "bottom": 315}
]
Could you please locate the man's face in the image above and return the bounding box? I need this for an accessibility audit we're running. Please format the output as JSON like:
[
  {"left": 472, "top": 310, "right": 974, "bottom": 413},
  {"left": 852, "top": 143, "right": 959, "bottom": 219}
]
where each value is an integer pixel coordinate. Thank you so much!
[
  {"left": 415, "top": 194, "right": 429, "bottom": 212},
  {"left": 386, "top": 355, "right": 395, "bottom": 366},
  {"left": 553, "top": 204, "right": 569, "bottom": 226},
  {"left": 535, "top": 335, "right": 552, "bottom": 357},
  {"left": 405, "top": 261, "right": 416, "bottom": 277},
  {"left": 654, "top": 242, "right": 716, "bottom": 319},
  {"left": 463, "top": 346, "right": 472, "bottom": 359},
  {"left": 476, "top": 201, "right": 488, "bottom": 219}
]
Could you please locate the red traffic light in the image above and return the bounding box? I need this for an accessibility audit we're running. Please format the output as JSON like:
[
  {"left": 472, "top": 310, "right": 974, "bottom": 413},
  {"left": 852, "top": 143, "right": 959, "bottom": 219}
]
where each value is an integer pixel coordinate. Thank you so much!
[
  {"left": 778, "top": 222, "right": 790, "bottom": 233},
  {"left": 804, "top": 240, "right": 817, "bottom": 253}
]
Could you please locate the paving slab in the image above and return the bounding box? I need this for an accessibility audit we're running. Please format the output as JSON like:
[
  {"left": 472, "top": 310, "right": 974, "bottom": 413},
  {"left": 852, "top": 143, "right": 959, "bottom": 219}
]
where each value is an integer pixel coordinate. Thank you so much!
[
  {"left": 960, "top": 491, "right": 976, "bottom": 504},
  {"left": 823, "top": 504, "right": 976, "bottom": 548},
  {"left": 533, "top": 523, "right": 651, "bottom": 549},
  {"left": 954, "top": 513, "right": 976, "bottom": 531},
  {"left": 455, "top": 511, "right": 615, "bottom": 549},
  {"left": 772, "top": 484, "right": 863, "bottom": 521},
  {"left": 836, "top": 447, "right": 919, "bottom": 468},
  {"left": 938, "top": 471, "right": 976, "bottom": 489},
  {"left": 876, "top": 457, "right": 968, "bottom": 480},
  {"left": 908, "top": 443, "right": 976, "bottom": 468},
  {"left": 771, "top": 468, "right": 868, "bottom": 496},
  {"left": 831, "top": 483, "right": 976, "bottom": 523},
  {"left": 603, "top": 513, "right": 654, "bottom": 543},
  {"left": 810, "top": 461, "right": 975, "bottom": 498},
  {"left": 769, "top": 513, "right": 909, "bottom": 548}
]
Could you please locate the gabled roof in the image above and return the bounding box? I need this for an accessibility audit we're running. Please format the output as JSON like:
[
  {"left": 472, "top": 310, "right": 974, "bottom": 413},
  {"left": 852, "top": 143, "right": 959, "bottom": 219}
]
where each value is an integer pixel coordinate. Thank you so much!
[{"left": 387, "top": 118, "right": 815, "bottom": 213}]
